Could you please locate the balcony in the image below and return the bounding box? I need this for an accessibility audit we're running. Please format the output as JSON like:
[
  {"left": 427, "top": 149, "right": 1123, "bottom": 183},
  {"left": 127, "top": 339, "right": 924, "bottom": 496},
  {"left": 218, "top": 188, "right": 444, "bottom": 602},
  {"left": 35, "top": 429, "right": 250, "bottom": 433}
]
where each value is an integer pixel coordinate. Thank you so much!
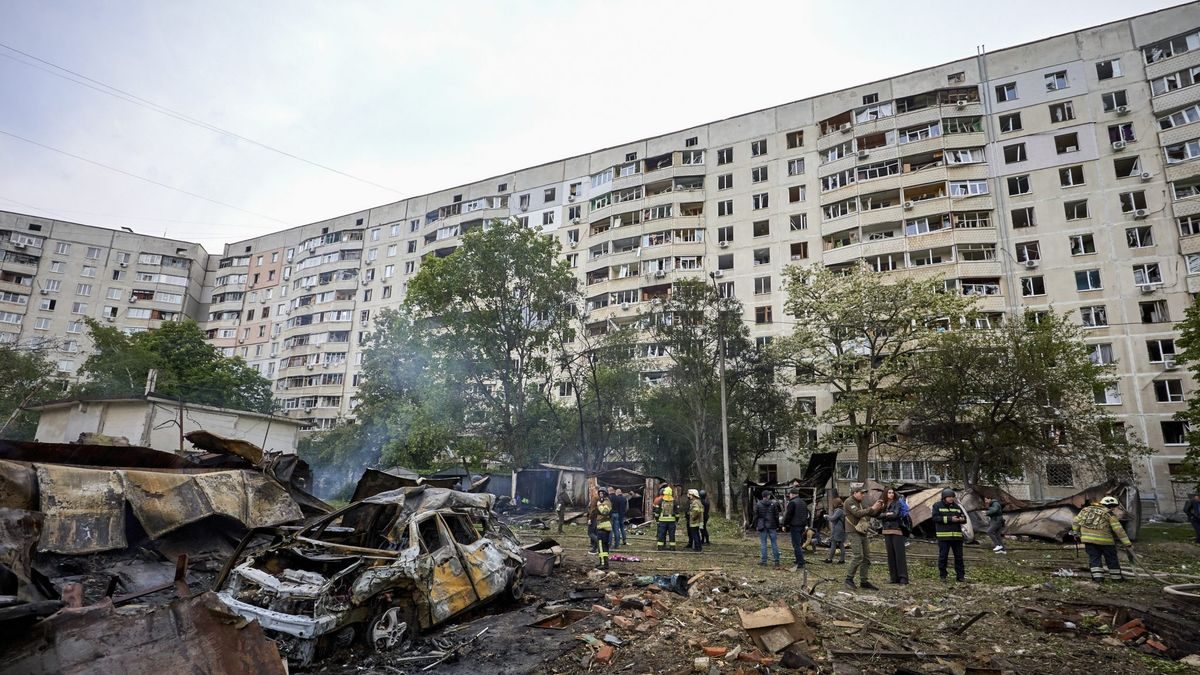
[{"left": 1152, "top": 84, "right": 1200, "bottom": 116}]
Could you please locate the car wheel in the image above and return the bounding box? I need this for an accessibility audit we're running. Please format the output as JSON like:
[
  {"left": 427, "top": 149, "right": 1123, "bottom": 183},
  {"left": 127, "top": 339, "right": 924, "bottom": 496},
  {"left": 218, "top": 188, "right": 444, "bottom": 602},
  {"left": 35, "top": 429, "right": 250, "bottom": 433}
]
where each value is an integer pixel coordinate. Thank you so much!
[
  {"left": 507, "top": 569, "right": 525, "bottom": 602},
  {"left": 368, "top": 606, "right": 412, "bottom": 653}
]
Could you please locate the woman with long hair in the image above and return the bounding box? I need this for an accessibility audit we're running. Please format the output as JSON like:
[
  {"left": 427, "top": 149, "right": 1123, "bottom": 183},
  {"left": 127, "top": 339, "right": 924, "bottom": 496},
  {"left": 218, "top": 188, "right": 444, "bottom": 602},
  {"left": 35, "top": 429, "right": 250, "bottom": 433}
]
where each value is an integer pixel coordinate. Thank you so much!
[{"left": 880, "top": 487, "right": 909, "bottom": 584}]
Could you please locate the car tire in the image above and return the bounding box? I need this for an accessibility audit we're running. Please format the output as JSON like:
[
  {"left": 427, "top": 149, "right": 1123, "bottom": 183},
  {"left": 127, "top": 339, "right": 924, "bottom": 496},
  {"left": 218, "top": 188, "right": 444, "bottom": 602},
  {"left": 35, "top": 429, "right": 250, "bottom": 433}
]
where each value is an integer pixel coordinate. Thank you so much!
[
  {"left": 506, "top": 569, "right": 525, "bottom": 603},
  {"left": 367, "top": 605, "right": 414, "bottom": 654}
]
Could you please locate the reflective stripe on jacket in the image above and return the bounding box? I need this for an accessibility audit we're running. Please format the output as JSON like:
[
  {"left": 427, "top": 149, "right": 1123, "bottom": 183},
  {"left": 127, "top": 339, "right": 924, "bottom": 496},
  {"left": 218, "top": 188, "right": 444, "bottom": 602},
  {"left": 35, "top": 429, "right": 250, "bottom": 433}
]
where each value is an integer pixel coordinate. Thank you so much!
[
  {"left": 655, "top": 497, "right": 677, "bottom": 522},
  {"left": 597, "top": 498, "right": 613, "bottom": 531},
  {"left": 931, "top": 501, "right": 965, "bottom": 539},
  {"left": 1072, "top": 505, "right": 1130, "bottom": 546}
]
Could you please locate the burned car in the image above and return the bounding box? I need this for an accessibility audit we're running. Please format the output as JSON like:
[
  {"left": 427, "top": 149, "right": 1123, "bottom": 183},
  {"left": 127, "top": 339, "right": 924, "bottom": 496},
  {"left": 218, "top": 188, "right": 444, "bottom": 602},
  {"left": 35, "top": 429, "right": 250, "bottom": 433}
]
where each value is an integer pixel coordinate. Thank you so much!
[{"left": 215, "top": 486, "right": 525, "bottom": 665}]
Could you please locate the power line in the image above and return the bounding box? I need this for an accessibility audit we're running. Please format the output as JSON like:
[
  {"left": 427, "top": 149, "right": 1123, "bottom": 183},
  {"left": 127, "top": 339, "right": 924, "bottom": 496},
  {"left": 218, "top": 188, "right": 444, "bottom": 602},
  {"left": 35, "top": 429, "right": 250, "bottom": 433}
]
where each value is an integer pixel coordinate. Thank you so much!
[
  {"left": 0, "top": 43, "right": 405, "bottom": 196},
  {"left": 0, "top": 128, "right": 291, "bottom": 226}
]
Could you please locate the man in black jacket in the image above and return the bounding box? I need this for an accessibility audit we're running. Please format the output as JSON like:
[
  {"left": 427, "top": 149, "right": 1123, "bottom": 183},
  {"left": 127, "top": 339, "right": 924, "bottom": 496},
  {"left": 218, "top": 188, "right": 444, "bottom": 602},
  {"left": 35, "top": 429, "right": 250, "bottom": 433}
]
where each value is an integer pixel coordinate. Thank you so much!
[
  {"left": 610, "top": 488, "right": 628, "bottom": 549},
  {"left": 700, "top": 490, "right": 711, "bottom": 544},
  {"left": 754, "top": 489, "right": 782, "bottom": 567},
  {"left": 932, "top": 488, "right": 969, "bottom": 582},
  {"left": 1186, "top": 493, "right": 1200, "bottom": 545},
  {"left": 783, "top": 488, "right": 810, "bottom": 570}
]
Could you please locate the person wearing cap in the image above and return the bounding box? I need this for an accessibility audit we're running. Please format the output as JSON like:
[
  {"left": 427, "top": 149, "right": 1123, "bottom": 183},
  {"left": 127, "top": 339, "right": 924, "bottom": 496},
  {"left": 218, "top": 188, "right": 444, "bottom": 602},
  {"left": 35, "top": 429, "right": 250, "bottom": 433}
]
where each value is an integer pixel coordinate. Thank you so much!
[
  {"left": 754, "top": 489, "right": 783, "bottom": 567},
  {"left": 1071, "top": 495, "right": 1132, "bottom": 582},
  {"left": 932, "top": 487, "right": 969, "bottom": 582},
  {"left": 594, "top": 488, "right": 613, "bottom": 569},
  {"left": 783, "top": 487, "right": 810, "bottom": 570},
  {"left": 843, "top": 483, "right": 884, "bottom": 589},
  {"left": 686, "top": 488, "right": 705, "bottom": 552},
  {"left": 653, "top": 485, "right": 679, "bottom": 551}
]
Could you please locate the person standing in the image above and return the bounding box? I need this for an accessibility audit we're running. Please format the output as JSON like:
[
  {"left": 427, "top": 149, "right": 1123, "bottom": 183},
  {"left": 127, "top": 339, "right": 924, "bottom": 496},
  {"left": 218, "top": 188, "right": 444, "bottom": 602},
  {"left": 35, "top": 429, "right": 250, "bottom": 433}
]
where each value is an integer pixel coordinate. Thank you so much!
[
  {"left": 1185, "top": 493, "right": 1200, "bottom": 545},
  {"left": 824, "top": 498, "right": 847, "bottom": 564},
  {"left": 686, "top": 489, "right": 704, "bottom": 552},
  {"left": 843, "top": 484, "right": 883, "bottom": 589},
  {"left": 610, "top": 488, "right": 628, "bottom": 549},
  {"left": 595, "top": 489, "right": 613, "bottom": 569},
  {"left": 654, "top": 486, "right": 678, "bottom": 551},
  {"left": 932, "top": 488, "right": 968, "bottom": 582},
  {"left": 1072, "top": 496, "right": 1133, "bottom": 582},
  {"left": 880, "top": 488, "right": 909, "bottom": 585},
  {"left": 754, "top": 489, "right": 782, "bottom": 567},
  {"left": 783, "top": 488, "right": 810, "bottom": 570},
  {"left": 986, "top": 498, "right": 1007, "bottom": 553},
  {"left": 699, "top": 490, "right": 712, "bottom": 544},
  {"left": 555, "top": 483, "right": 567, "bottom": 534}
]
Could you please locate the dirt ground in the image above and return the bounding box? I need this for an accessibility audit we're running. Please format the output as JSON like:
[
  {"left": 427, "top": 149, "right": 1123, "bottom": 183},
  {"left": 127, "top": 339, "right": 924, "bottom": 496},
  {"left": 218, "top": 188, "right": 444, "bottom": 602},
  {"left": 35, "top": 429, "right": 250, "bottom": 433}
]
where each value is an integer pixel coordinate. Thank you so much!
[{"left": 303, "top": 518, "right": 1200, "bottom": 675}]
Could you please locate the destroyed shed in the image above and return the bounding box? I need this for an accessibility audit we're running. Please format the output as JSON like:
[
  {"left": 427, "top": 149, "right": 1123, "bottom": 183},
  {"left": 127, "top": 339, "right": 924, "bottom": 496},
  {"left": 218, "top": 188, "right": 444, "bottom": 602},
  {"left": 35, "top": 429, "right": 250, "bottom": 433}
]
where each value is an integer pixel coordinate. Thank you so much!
[
  {"left": 28, "top": 395, "right": 304, "bottom": 457},
  {"left": 512, "top": 463, "right": 586, "bottom": 509},
  {"left": 587, "top": 467, "right": 663, "bottom": 521}
]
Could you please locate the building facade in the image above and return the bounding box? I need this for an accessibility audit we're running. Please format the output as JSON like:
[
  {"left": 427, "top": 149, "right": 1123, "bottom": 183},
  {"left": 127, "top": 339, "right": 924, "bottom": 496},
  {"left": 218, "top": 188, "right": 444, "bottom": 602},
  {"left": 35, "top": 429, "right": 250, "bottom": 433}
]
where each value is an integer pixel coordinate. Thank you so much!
[{"left": 2, "top": 4, "right": 1199, "bottom": 510}]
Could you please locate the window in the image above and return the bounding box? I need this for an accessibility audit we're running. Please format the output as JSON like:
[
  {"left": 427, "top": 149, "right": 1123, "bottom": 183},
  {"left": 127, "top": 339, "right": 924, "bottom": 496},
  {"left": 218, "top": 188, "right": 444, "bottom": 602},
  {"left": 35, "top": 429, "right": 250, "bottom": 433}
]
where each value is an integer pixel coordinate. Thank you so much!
[
  {"left": 1015, "top": 241, "right": 1041, "bottom": 262},
  {"left": 1147, "top": 338, "right": 1176, "bottom": 363},
  {"left": 786, "top": 130, "right": 804, "bottom": 148},
  {"left": 1094, "top": 384, "right": 1122, "bottom": 405},
  {"left": 85, "top": 246, "right": 100, "bottom": 259},
  {"left": 1069, "top": 233, "right": 1095, "bottom": 255},
  {"left": 751, "top": 166, "right": 768, "bottom": 183},
  {"left": 1126, "top": 226, "right": 1154, "bottom": 248},
  {"left": 1007, "top": 175, "right": 1031, "bottom": 196},
  {"left": 1044, "top": 71, "right": 1069, "bottom": 91},
  {"left": 754, "top": 276, "right": 772, "bottom": 295},
  {"left": 33, "top": 317, "right": 50, "bottom": 330},
  {"left": 790, "top": 214, "right": 808, "bottom": 231},
  {"left": 753, "top": 248, "right": 770, "bottom": 266},
  {"left": 1003, "top": 144, "right": 1026, "bottom": 163},
  {"left": 1059, "top": 165, "right": 1084, "bottom": 187},
  {"left": 1102, "top": 90, "right": 1128, "bottom": 112},
  {"left": 754, "top": 305, "right": 773, "bottom": 324},
  {"left": 758, "top": 464, "right": 779, "bottom": 484},
  {"left": 1054, "top": 133, "right": 1079, "bottom": 154},
  {"left": 1140, "top": 300, "right": 1169, "bottom": 323},
  {"left": 751, "top": 139, "right": 767, "bottom": 156},
  {"left": 717, "top": 147, "right": 733, "bottom": 165},
  {"left": 544, "top": 187, "right": 556, "bottom": 203},
  {"left": 1160, "top": 103, "right": 1200, "bottom": 130},
  {"left": 71, "top": 302, "right": 88, "bottom": 315},
  {"left": 1089, "top": 343, "right": 1115, "bottom": 365},
  {"left": 1119, "top": 191, "right": 1147, "bottom": 213},
  {"left": 999, "top": 112, "right": 1022, "bottom": 132},
  {"left": 1011, "top": 207, "right": 1036, "bottom": 228},
  {"left": 753, "top": 220, "right": 770, "bottom": 237},
  {"left": 1075, "top": 269, "right": 1102, "bottom": 290},
  {"left": 995, "top": 82, "right": 1017, "bottom": 102},
  {"left": 75, "top": 283, "right": 91, "bottom": 296},
  {"left": 1049, "top": 101, "right": 1075, "bottom": 123},
  {"left": 1045, "top": 463, "right": 1073, "bottom": 486},
  {"left": 1080, "top": 305, "right": 1108, "bottom": 327},
  {"left": 788, "top": 185, "right": 806, "bottom": 202},
  {"left": 1165, "top": 139, "right": 1200, "bottom": 164},
  {"left": 718, "top": 174, "right": 733, "bottom": 190},
  {"left": 685, "top": 136, "right": 698, "bottom": 147},
  {"left": 1021, "top": 276, "right": 1046, "bottom": 296},
  {"left": 1064, "top": 200, "right": 1089, "bottom": 220},
  {"left": 718, "top": 200, "right": 733, "bottom": 216},
  {"left": 1174, "top": 177, "right": 1200, "bottom": 200},
  {"left": 542, "top": 211, "right": 555, "bottom": 226},
  {"left": 1109, "top": 123, "right": 1136, "bottom": 144},
  {"left": 949, "top": 180, "right": 988, "bottom": 197},
  {"left": 1133, "top": 263, "right": 1162, "bottom": 286},
  {"left": 717, "top": 225, "right": 733, "bottom": 243},
  {"left": 1183, "top": 214, "right": 1200, "bottom": 236},
  {"left": 790, "top": 242, "right": 808, "bottom": 260},
  {"left": 54, "top": 242, "right": 70, "bottom": 255},
  {"left": 1161, "top": 421, "right": 1189, "bottom": 445},
  {"left": 752, "top": 193, "right": 769, "bottom": 210},
  {"left": 1154, "top": 379, "right": 1184, "bottom": 403},
  {"left": 787, "top": 158, "right": 805, "bottom": 176},
  {"left": 1096, "top": 59, "right": 1122, "bottom": 80},
  {"left": 717, "top": 254, "right": 733, "bottom": 271}
]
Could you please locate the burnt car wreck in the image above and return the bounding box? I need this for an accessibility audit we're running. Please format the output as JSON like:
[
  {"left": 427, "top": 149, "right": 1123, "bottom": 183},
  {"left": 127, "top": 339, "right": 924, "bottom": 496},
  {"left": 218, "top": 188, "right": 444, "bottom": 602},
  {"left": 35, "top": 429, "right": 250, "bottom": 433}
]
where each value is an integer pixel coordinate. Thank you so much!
[{"left": 216, "top": 486, "right": 526, "bottom": 665}]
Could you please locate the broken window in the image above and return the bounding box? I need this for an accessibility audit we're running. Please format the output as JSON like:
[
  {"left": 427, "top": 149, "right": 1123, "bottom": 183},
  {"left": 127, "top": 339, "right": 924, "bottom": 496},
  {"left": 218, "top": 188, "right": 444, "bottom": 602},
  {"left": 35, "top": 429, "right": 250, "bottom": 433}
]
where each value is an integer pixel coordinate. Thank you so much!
[
  {"left": 1015, "top": 241, "right": 1041, "bottom": 262},
  {"left": 995, "top": 82, "right": 1017, "bottom": 102},
  {"left": 1054, "top": 133, "right": 1079, "bottom": 154},
  {"left": 1133, "top": 263, "right": 1163, "bottom": 286},
  {"left": 1003, "top": 143, "right": 1026, "bottom": 163},
  {"left": 1154, "top": 379, "right": 1184, "bottom": 402},
  {"left": 1181, "top": 214, "right": 1200, "bottom": 237},
  {"left": 1010, "top": 207, "right": 1036, "bottom": 228},
  {"left": 1020, "top": 276, "right": 1046, "bottom": 297},
  {"left": 718, "top": 200, "right": 733, "bottom": 216},
  {"left": 1174, "top": 177, "right": 1200, "bottom": 200},
  {"left": 786, "top": 130, "right": 804, "bottom": 148},
  {"left": 1108, "top": 123, "right": 1135, "bottom": 143},
  {"left": 1119, "top": 191, "right": 1147, "bottom": 213},
  {"left": 789, "top": 214, "right": 808, "bottom": 231},
  {"left": 1045, "top": 463, "right": 1073, "bottom": 486},
  {"left": 1049, "top": 101, "right": 1075, "bottom": 123},
  {"left": 787, "top": 158, "right": 805, "bottom": 176},
  {"left": 1162, "top": 421, "right": 1189, "bottom": 445},
  {"left": 751, "top": 139, "right": 767, "bottom": 156},
  {"left": 1114, "top": 157, "right": 1142, "bottom": 179},
  {"left": 998, "top": 113, "right": 1022, "bottom": 133},
  {"left": 1059, "top": 165, "right": 1085, "bottom": 187},
  {"left": 1075, "top": 269, "right": 1102, "bottom": 291},
  {"left": 942, "top": 117, "right": 982, "bottom": 134},
  {"left": 1093, "top": 384, "right": 1121, "bottom": 405},
  {"left": 1165, "top": 139, "right": 1200, "bottom": 164},
  {"left": 751, "top": 166, "right": 769, "bottom": 183},
  {"left": 1064, "top": 200, "right": 1089, "bottom": 220},
  {"left": 753, "top": 248, "right": 771, "bottom": 266},
  {"left": 790, "top": 242, "right": 809, "bottom": 260},
  {"left": 444, "top": 514, "right": 480, "bottom": 545},
  {"left": 1140, "top": 300, "right": 1169, "bottom": 324},
  {"left": 1069, "top": 234, "right": 1096, "bottom": 256},
  {"left": 1044, "top": 71, "right": 1069, "bottom": 91},
  {"left": 1148, "top": 339, "right": 1177, "bottom": 363},
  {"left": 1102, "top": 91, "right": 1128, "bottom": 112},
  {"left": 1126, "top": 226, "right": 1154, "bottom": 248},
  {"left": 1007, "top": 175, "right": 1031, "bottom": 196},
  {"left": 789, "top": 185, "right": 806, "bottom": 202},
  {"left": 754, "top": 305, "right": 773, "bottom": 324},
  {"left": 717, "top": 147, "right": 733, "bottom": 165},
  {"left": 753, "top": 220, "right": 770, "bottom": 237},
  {"left": 1096, "top": 59, "right": 1122, "bottom": 80},
  {"left": 1159, "top": 103, "right": 1200, "bottom": 130},
  {"left": 1080, "top": 305, "right": 1107, "bottom": 327},
  {"left": 1088, "top": 343, "right": 1115, "bottom": 365}
]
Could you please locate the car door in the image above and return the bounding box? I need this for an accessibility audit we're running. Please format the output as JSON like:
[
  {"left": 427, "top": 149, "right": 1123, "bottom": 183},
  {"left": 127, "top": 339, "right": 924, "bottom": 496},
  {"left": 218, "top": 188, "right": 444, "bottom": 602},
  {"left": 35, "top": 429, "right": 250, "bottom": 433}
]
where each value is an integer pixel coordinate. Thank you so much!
[
  {"left": 413, "top": 513, "right": 479, "bottom": 625},
  {"left": 443, "top": 512, "right": 510, "bottom": 601}
]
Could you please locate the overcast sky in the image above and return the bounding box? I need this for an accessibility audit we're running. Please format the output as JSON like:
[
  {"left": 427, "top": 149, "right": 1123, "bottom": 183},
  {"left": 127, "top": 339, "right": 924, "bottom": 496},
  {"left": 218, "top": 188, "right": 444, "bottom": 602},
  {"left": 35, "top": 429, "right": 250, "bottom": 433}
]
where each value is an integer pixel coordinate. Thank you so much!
[{"left": 0, "top": 1, "right": 1186, "bottom": 252}]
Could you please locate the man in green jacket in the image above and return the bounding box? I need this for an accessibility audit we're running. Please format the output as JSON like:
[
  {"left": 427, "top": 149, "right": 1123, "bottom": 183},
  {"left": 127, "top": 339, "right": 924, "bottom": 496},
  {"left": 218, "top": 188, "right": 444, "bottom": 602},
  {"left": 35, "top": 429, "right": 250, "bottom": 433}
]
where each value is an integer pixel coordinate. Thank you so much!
[{"left": 843, "top": 483, "right": 883, "bottom": 590}]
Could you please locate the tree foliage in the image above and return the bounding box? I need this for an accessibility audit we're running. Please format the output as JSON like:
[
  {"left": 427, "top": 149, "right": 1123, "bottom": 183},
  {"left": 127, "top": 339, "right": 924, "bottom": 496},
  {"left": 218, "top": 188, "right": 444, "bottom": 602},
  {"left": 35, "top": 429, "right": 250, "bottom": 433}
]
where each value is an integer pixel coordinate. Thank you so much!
[
  {"left": 73, "top": 319, "right": 274, "bottom": 413},
  {"left": 903, "top": 310, "right": 1145, "bottom": 486},
  {"left": 775, "top": 263, "right": 976, "bottom": 481},
  {"left": 0, "top": 343, "right": 59, "bottom": 440},
  {"left": 1173, "top": 297, "right": 1200, "bottom": 492}
]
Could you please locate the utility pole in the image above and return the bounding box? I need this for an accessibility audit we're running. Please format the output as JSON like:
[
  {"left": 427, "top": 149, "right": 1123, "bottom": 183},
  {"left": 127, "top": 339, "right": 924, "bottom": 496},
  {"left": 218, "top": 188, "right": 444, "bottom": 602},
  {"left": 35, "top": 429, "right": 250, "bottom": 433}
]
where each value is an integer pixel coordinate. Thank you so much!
[{"left": 709, "top": 272, "right": 733, "bottom": 520}]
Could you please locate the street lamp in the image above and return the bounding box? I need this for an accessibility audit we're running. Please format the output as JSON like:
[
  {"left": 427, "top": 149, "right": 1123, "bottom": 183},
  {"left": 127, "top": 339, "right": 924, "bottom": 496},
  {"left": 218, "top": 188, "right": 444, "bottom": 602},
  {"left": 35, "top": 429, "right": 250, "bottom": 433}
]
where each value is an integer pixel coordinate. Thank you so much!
[{"left": 709, "top": 272, "right": 733, "bottom": 521}]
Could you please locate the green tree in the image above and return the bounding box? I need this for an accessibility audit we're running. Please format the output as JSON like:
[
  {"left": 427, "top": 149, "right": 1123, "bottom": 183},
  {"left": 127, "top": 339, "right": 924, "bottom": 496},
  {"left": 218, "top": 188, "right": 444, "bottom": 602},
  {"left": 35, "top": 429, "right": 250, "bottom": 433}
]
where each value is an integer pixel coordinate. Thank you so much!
[
  {"left": 728, "top": 346, "right": 809, "bottom": 482},
  {"left": 902, "top": 310, "right": 1145, "bottom": 486},
  {"left": 73, "top": 319, "right": 274, "bottom": 413},
  {"left": 1172, "top": 298, "right": 1200, "bottom": 492},
  {"left": 776, "top": 263, "right": 976, "bottom": 482},
  {"left": 377, "top": 219, "right": 578, "bottom": 468},
  {"left": 0, "top": 343, "right": 59, "bottom": 440}
]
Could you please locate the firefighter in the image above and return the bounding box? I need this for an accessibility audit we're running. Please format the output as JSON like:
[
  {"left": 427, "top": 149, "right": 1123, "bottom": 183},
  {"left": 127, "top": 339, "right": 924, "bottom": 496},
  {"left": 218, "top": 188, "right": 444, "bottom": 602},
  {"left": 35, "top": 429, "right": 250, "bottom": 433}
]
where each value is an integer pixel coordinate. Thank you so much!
[
  {"left": 595, "top": 488, "right": 613, "bottom": 569},
  {"left": 686, "top": 488, "right": 704, "bottom": 552},
  {"left": 654, "top": 485, "right": 678, "bottom": 551},
  {"left": 1072, "top": 496, "right": 1132, "bottom": 583}
]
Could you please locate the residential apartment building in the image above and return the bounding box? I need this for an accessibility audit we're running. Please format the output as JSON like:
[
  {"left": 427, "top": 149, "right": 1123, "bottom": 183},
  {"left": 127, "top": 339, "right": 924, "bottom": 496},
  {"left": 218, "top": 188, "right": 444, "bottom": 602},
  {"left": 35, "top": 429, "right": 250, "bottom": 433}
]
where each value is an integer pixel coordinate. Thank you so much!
[{"left": 2, "top": 3, "right": 1199, "bottom": 511}]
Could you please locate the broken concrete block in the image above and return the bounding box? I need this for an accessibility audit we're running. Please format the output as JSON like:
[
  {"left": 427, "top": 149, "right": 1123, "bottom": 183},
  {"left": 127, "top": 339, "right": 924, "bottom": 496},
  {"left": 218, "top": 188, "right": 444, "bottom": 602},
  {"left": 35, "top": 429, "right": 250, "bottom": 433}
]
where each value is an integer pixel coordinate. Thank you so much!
[
  {"left": 693, "top": 656, "right": 710, "bottom": 672},
  {"left": 594, "top": 644, "right": 614, "bottom": 665},
  {"left": 725, "top": 645, "right": 742, "bottom": 662}
]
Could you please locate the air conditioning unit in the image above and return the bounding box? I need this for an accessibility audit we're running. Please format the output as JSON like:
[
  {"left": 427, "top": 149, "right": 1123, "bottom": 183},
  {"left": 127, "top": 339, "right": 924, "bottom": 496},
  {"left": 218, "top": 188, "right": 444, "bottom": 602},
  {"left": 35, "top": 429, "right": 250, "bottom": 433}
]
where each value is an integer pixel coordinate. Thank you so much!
[
  {"left": 1139, "top": 283, "right": 1161, "bottom": 294},
  {"left": 927, "top": 474, "right": 943, "bottom": 484},
  {"left": 304, "top": 407, "right": 313, "bottom": 413},
  {"left": 238, "top": 338, "right": 245, "bottom": 343},
  {"left": 1140, "top": 172, "right": 1153, "bottom": 182},
  {"left": 1116, "top": 105, "right": 1129, "bottom": 115},
  {"left": 571, "top": 218, "right": 580, "bottom": 225},
  {"left": 955, "top": 100, "right": 967, "bottom": 110},
  {"left": 903, "top": 201, "right": 915, "bottom": 210},
  {"left": 1023, "top": 259, "right": 1039, "bottom": 268},
  {"left": 105, "top": 317, "right": 115, "bottom": 323},
  {"left": 712, "top": 269, "right": 724, "bottom": 278},
  {"left": 1112, "top": 140, "right": 1127, "bottom": 151},
  {"left": 568, "top": 241, "right": 577, "bottom": 249},
  {"left": 652, "top": 298, "right": 663, "bottom": 306},
  {"left": 519, "top": 203, "right": 528, "bottom": 212},
  {"left": 39, "top": 289, "right": 48, "bottom": 295},
  {"left": 839, "top": 123, "right": 852, "bottom": 134},
  {"left": 857, "top": 149, "right": 870, "bottom": 159},
  {"left": 568, "top": 195, "right": 576, "bottom": 202},
  {"left": 620, "top": 302, "right": 631, "bottom": 310},
  {"left": 13, "top": 243, "right": 26, "bottom": 250},
  {"left": 654, "top": 270, "right": 666, "bottom": 279},
  {"left": 1133, "top": 209, "right": 1149, "bottom": 220},
  {"left": 1164, "top": 357, "right": 1179, "bottom": 370},
  {"left": 129, "top": 297, "right": 138, "bottom": 303},
  {"left": 306, "top": 364, "right": 314, "bottom": 370},
  {"left": 718, "top": 240, "right": 729, "bottom": 248},
  {"left": 119, "top": 262, "right": 127, "bottom": 268}
]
